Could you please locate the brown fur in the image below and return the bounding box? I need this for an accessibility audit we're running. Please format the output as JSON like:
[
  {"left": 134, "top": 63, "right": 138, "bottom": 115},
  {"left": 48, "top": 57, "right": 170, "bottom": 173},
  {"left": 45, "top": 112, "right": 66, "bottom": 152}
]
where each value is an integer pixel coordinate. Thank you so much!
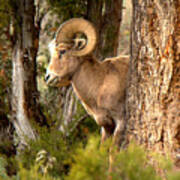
[{"left": 46, "top": 40, "right": 129, "bottom": 145}]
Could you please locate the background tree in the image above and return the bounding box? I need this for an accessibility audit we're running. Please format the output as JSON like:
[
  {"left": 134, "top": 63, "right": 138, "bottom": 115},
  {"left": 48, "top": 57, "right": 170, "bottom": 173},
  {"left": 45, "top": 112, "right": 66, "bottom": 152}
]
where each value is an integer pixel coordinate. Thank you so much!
[
  {"left": 0, "top": 1, "right": 16, "bottom": 154},
  {"left": 125, "top": 0, "right": 180, "bottom": 164},
  {"left": 0, "top": 0, "right": 48, "bottom": 147},
  {"left": 87, "top": 0, "right": 123, "bottom": 59}
]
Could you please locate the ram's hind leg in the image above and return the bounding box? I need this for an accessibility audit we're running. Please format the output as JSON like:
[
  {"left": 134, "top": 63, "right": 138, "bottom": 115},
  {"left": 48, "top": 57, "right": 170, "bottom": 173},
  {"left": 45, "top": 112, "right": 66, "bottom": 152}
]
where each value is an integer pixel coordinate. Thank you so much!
[
  {"left": 108, "top": 106, "right": 126, "bottom": 180},
  {"left": 101, "top": 127, "right": 110, "bottom": 144},
  {"left": 112, "top": 102, "right": 126, "bottom": 147},
  {"left": 101, "top": 123, "right": 115, "bottom": 144},
  {"left": 106, "top": 120, "right": 125, "bottom": 180},
  {"left": 95, "top": 110, "right": 115, "bottom": 144},
  {"left": 94, "top": 110, "right": 117, "bottom": 180},
  {"left": 113, "top": 120, "right": 126, "bottom": 148},
  {"left": 100, "top": 122, "right": 116, "bottom": 180}
]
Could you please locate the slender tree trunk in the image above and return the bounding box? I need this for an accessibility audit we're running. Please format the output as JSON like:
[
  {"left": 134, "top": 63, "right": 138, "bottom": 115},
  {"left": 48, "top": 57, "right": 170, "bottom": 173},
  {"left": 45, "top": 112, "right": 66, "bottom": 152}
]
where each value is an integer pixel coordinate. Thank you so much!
[
  {"left": 11, "top": 0, "right": 46, "bottom": 146},
  {"left": 125, "top": 0, "right": 180, "bottom": 162},
  {"left": 58, "top": 86, "right": 79, "bottom": 133},
  {"left": 87, "top": 0, "right": 123, "bottom": 59}
]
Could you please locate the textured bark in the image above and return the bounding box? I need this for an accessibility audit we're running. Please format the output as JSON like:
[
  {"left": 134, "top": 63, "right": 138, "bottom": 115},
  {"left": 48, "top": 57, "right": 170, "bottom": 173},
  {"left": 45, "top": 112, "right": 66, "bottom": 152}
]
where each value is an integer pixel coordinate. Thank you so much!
[
  {"left": 125, "top": 0, "right": 180, "bottom": 161},
  {"left": 87, "top": 0, "right": 123, "bottom": 59},
  {"left": 12, "top": 44, "right": 36, "bottom": 144},
  {"left": 11, "top": 0, "right": 46, "bottom": 146},
  {"left": 58, "top": 86, "right": 79, "bottom": 133},
  {"left": 0, "top": 111, "right": 15, "bottom": 156}
]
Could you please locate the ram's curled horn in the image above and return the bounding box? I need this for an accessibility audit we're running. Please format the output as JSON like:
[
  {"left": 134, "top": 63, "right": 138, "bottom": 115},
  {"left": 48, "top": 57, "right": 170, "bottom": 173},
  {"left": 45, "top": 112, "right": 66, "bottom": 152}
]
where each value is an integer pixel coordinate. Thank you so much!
[{"left": 55, "top": 18, "right": 97, "bottom": 56}]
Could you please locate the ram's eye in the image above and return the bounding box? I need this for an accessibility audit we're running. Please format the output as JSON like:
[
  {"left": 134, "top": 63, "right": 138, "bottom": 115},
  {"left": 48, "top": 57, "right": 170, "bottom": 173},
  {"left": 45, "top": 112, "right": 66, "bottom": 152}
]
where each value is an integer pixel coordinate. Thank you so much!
[
  {"left": 60, "top": 50, "right": 66, "bottom": 55},
  {"left": 59, "top": 49, "right": 66, "bottom": 59}
]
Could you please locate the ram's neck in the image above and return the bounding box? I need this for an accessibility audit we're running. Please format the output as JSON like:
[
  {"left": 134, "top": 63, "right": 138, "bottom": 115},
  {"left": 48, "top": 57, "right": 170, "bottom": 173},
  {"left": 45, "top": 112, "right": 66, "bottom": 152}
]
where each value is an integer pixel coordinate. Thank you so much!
[{"left": 71, "top": 57, "right": 104, "bottom": 109}]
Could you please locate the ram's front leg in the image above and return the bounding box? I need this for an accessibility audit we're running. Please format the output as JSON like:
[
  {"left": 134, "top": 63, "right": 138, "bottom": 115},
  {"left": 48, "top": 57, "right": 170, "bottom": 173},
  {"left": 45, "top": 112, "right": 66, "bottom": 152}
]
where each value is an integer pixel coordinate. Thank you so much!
[
  {"left": 95, "top": 111, "right": 115, "bottom": 144},
  {"left": 101, "top": 127, "right": 112, "bottom": 144}
]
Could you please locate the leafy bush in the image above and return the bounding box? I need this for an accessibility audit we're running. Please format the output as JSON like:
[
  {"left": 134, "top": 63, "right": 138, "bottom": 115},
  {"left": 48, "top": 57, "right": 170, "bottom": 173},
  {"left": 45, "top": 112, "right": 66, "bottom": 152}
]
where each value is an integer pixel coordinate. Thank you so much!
[
  {"left": 65, "top": 135, "right": 109, "bottom": 180},
  {"left": 17, "top": 128, "right": 72, "bottom": 178},
  {"left": 0, "top": 157, "right": 8, "bottom": 179},
  {"left": 167, "top": 172, "right": 180, "bottom": 180},
  {"left": 65, "top": 136, "right": 180, "bottom": 180},
  {"left": 12, "top": 164, "right": 61, "bottom": 180},
  {"left": 1, "top": 133, "right": 180, "bottom": 180},
  {"left": 110, "top": 143, "right": 161, "bottom": 180},
  {"left": 65, "top": 136, "right": 162, "bottom": 180}
]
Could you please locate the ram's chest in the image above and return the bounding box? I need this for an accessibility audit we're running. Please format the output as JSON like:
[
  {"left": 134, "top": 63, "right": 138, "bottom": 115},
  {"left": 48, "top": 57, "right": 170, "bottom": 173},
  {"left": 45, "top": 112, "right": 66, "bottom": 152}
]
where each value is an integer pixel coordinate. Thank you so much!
[
  {"left": 72, "top": 84, "right": 97, "bottom": 121},
  {"left": 81, "top": 101, "right": 95, "bottom": 117}
]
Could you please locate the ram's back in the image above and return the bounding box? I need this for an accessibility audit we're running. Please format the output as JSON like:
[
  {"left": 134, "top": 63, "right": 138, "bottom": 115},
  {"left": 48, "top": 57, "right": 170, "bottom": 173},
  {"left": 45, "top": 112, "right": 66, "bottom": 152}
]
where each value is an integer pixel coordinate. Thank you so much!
[{"left": 97, "top": 56, "right": 129, "bottom": 110}]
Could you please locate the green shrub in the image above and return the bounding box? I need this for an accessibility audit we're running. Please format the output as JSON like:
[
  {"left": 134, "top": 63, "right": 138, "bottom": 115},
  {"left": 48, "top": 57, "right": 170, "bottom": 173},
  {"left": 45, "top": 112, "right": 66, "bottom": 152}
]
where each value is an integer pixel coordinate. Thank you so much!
[
  {"left": 111, "top": 143, "right": 161, "bottom": 180},
  {"left": 65, "top": 135, "right": 109, "bottom": 180},
  {"left": 0, "top": 157, "right": 8, "bottom": 179},
  {"left": 168, "top": 172, "right": 180, "bottom": 180},
  {"left": 65, "top": 136, "right": 180, "bottom": 180},
  {"left": 12, "top": 164, "right": 61, "bottom": 180},
  {"left": 2, "top": 132, "right": 180, "bottom": 180},
  {"left": 17, "top": 128, "right": 72, "bottom": 178}
]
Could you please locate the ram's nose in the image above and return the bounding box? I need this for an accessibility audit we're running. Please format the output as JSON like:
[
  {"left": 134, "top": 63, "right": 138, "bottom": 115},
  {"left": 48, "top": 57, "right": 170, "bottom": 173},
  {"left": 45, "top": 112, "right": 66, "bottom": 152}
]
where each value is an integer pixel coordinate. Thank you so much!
[
  {"left": 45, "top": 71, "right": 59, "bottom": 86},
  {"left": 45, "top": 73, "right": 50, "bottom": 82},
  {"left": 44, "top": 70, "right": 53, "bottom": 84}
]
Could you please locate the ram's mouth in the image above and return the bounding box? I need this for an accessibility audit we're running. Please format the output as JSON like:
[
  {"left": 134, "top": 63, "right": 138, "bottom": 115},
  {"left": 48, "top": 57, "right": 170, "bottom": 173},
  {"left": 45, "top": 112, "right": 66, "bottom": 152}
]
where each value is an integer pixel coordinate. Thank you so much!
[
  {"left": 45, "top": 73, "right": 71, "bottom": 87},
  {"left": 46, "top": 75, "right": 59, "bottom": 86}
]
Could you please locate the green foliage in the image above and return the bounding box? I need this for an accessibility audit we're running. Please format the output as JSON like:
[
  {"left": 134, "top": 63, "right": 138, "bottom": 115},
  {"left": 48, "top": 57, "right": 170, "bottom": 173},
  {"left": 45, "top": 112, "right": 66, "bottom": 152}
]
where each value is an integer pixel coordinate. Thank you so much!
[
  {"left": 65, "top": 101, "right": 100, "bottom": 143},
  {"left": 168, "top": 172, "right": 180, "bottom": 180},
  {"left": 47, "top": 0, "right": 86, "bottom": 21},
  {"left": 65, "top": 137, "right": 180, "bottom": 180},
  {"left": 0, "top": 0, "right": 12, "bottom": 28},
  {"left": 17, "top": 128, "right": 71, "bottom": 178},
  {"left": 0, "top": 0, "right": 12, "bottom": 126},
  {"left": 65, "top": 137, "right": 161, "bottom": 180},
  {"left": 111, "top": 144, "right": 161, "bottom": 180},
  {"left": 65, "top": 135, "right": 109, "bottom": 180},
  {"left": 14, "top": 164, "right": 61, "bottom": 180},
  {"left": 1, "top": 134, "right": 180, "bottom": 180},
  {"left": 39, "top": 86, "right": 63, "bottom": 127},
  {"left": 0, "top": 157, "right": 9, "bottom": 179}
]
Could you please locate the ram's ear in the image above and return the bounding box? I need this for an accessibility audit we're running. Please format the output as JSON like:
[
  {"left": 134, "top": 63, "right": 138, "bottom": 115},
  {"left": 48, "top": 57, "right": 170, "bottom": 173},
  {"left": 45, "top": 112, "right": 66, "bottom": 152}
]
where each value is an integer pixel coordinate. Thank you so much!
[
  {"left": 73, "top": 36, "right": 87, "bottom": 50},
  {"left": 55, "top": 18, "right": 97, "bottom": 57}
]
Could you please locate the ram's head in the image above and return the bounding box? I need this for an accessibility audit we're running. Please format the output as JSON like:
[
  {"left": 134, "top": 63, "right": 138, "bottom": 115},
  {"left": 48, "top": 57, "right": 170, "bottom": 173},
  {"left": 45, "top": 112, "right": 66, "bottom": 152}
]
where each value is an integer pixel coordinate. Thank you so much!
[{"left": 45, "top": 18, "right": 97, "bottom": 86}]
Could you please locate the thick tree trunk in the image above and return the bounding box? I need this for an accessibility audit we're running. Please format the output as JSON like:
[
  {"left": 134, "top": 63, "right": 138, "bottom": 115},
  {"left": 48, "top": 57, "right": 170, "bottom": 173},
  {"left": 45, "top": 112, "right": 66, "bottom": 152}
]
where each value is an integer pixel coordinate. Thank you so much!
[
  {"left": 87, "top": 0, "right": 123, "bottom": 59},
  {"left": 11, "top": 0, "right": 46, "bottom": 146},
  {"left": 125, "top": 0, "right": 180, "bottom": 162}
]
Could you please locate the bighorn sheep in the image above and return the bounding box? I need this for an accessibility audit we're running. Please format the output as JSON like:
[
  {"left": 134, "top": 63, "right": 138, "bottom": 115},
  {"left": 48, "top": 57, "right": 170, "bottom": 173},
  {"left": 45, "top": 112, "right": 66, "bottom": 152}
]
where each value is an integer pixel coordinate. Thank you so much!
[{"left": 45, "top": 18, "right": 129, "bottom": 145}]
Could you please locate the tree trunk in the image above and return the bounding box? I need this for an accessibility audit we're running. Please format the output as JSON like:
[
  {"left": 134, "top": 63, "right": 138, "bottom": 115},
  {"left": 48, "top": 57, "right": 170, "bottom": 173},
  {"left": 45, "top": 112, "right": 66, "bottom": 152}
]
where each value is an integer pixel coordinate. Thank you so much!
[
  {"left": 125, "top": 0, "right": 180, "bottom": 162},
  {"left": 11, "top": 0, "right": 46, "bottom": 146},
  {"left": 58, "top": 86, "right": 79, "bottom": 133},
  {"left": 87, "top": 0, "right": 123, "bottom": 59}
]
